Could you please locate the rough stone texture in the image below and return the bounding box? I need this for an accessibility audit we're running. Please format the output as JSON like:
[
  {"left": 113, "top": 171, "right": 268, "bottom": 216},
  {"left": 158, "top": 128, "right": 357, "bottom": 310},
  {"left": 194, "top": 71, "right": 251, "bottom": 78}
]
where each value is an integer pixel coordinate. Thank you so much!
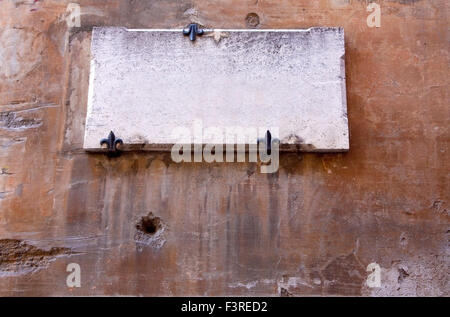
[
  {"left": 0, "top": 239, "right": 72, "bottom": 277},
  {"left": 84, "top": 27, "right": 349, "bottom": 151},
  {"left": 0, "top": 0, "right": 448, "bottom": 296}
]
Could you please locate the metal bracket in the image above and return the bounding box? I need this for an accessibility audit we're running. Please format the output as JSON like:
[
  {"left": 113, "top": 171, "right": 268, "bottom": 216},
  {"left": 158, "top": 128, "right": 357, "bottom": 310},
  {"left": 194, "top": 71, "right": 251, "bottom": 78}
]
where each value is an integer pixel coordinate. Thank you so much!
[
  {"left": 183, "top": 23, "right": 204, "bottom": 41},
  {"left": 100, "top": 131, "right": 123, "bottom": 157},
  {"left": 257, "top": 130, "right": 279, "bottom": 155}
]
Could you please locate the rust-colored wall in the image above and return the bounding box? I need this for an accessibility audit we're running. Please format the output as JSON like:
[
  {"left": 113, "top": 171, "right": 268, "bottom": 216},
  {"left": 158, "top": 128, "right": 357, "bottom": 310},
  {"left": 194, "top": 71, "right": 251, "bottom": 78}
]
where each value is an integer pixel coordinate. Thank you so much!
[{"left": 0, "top": 0, "right": 448, "bottom": 296}]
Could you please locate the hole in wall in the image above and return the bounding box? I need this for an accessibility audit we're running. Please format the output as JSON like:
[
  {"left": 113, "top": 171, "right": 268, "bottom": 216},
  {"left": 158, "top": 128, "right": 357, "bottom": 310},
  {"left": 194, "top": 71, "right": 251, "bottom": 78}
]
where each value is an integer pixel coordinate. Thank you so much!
[
  {"left": 136, "top": 213, "right": 161, "bottom": 235},
  {"left": 134, "top": 212, "right": 166, "bottom": 250},
  {"left": 245, "top": 13, "right": 260, "bottom": 28}
]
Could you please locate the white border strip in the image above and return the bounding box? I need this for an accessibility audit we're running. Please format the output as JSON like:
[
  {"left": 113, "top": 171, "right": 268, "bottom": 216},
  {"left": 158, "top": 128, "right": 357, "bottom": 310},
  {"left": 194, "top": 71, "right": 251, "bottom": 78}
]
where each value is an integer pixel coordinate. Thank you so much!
[{"left": 126, "top": 28, "right": 319, "bottom": 33}]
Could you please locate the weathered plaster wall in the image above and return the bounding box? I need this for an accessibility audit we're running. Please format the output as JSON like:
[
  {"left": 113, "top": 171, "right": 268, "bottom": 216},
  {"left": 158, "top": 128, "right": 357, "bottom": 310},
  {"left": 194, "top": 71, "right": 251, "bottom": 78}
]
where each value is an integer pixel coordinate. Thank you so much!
[{"left": 0, "top": 0, "right": 448, "bottom": 296}]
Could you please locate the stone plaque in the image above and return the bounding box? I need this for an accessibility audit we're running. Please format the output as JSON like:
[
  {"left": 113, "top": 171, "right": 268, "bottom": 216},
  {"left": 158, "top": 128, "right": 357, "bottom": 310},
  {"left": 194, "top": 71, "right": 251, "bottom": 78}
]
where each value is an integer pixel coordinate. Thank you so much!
[{"left": 84, "top": 27, "right": 349, "bottom": 152}]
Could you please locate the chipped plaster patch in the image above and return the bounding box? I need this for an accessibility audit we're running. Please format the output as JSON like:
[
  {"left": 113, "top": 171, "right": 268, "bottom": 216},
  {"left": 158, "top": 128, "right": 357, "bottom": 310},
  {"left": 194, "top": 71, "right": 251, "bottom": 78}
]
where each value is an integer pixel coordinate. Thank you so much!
[
  {"left": 0, "top": 112, "right": 42, "bottom": 131},
  {"left": 0, "top": 239, "right": 72, "bottom": 277}
]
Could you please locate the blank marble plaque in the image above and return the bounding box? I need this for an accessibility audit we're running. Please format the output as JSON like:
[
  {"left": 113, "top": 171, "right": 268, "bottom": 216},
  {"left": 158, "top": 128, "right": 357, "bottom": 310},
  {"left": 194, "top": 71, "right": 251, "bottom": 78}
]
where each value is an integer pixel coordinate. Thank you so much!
[{"left": 84, "top": 27, "right": 349, "bottom": 152}]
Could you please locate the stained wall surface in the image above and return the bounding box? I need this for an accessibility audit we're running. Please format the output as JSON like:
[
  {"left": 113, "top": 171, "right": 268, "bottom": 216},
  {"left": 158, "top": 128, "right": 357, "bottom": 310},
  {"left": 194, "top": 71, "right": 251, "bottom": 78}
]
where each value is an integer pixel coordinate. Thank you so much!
[{"left": 0, "top": 0, "right": 448, "bottom": 296}]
